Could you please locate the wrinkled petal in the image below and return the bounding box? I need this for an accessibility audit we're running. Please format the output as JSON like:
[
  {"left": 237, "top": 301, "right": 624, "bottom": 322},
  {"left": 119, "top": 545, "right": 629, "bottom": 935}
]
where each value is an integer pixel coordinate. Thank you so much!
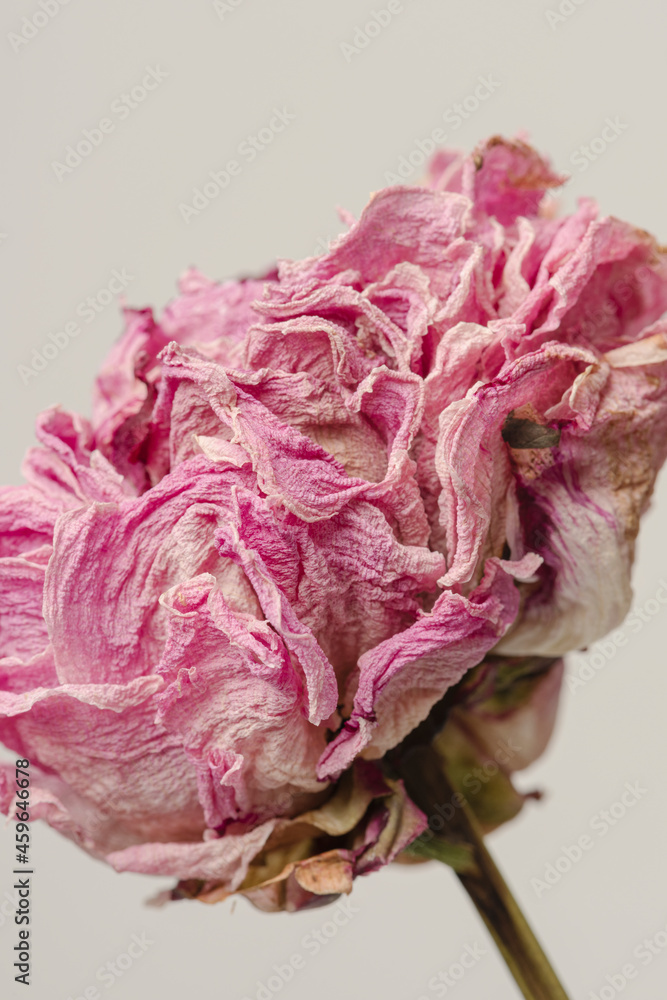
[
  {"left": 318, "top": 555, "right": 540, "bottom": 779},
  {"left": 44, "top": 456, "right": 257, "bottom": 685},
  {"left": 108, "top": 821, "right": 277, "bottom": 888},
  {"left": 155, "top": 574, "right": 330, "bottom": 825},
  {"left": 499, "top": 325, "right": 667, "bottom": 654}
]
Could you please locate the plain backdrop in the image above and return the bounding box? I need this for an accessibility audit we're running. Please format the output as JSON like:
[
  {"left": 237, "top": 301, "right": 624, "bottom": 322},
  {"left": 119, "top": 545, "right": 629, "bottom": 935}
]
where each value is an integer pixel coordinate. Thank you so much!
[{"left": 1, "top": 1, "right": 666, "bottom": 997}]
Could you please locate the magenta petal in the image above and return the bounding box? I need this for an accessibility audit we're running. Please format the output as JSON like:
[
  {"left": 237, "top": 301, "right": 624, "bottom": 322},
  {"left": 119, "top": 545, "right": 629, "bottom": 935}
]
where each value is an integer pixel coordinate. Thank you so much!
[
  {"left": 155, "top": 573, "right": 330, "bottom": 825},
  {"left": 43, "top": 456, "right": 256, "bottom": 685},
  {"left": 318, "top": 555, "right": 538, "bottom": 780},
  {"left": 107, "top": 821, "right": 278, "bottom": 887}
]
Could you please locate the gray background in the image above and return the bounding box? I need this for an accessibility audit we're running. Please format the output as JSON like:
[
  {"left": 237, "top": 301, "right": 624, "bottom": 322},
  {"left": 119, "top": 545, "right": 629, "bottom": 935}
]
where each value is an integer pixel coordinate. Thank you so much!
[{"left": 1, "top": 0, "right": 666, "bottom": 997}]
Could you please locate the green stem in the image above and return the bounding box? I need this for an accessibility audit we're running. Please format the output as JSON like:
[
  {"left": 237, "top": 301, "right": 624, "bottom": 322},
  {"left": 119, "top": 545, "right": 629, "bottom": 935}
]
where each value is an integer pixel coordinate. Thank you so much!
[{"left": 396, "top": 746, "right": 571, "bottom": 1000}]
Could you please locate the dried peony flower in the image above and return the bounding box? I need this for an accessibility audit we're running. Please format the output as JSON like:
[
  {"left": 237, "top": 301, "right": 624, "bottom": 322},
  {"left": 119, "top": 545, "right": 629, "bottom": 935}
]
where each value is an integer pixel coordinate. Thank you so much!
[{"left": 2, "top": 136, "right": 667, "bottom": 913}]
